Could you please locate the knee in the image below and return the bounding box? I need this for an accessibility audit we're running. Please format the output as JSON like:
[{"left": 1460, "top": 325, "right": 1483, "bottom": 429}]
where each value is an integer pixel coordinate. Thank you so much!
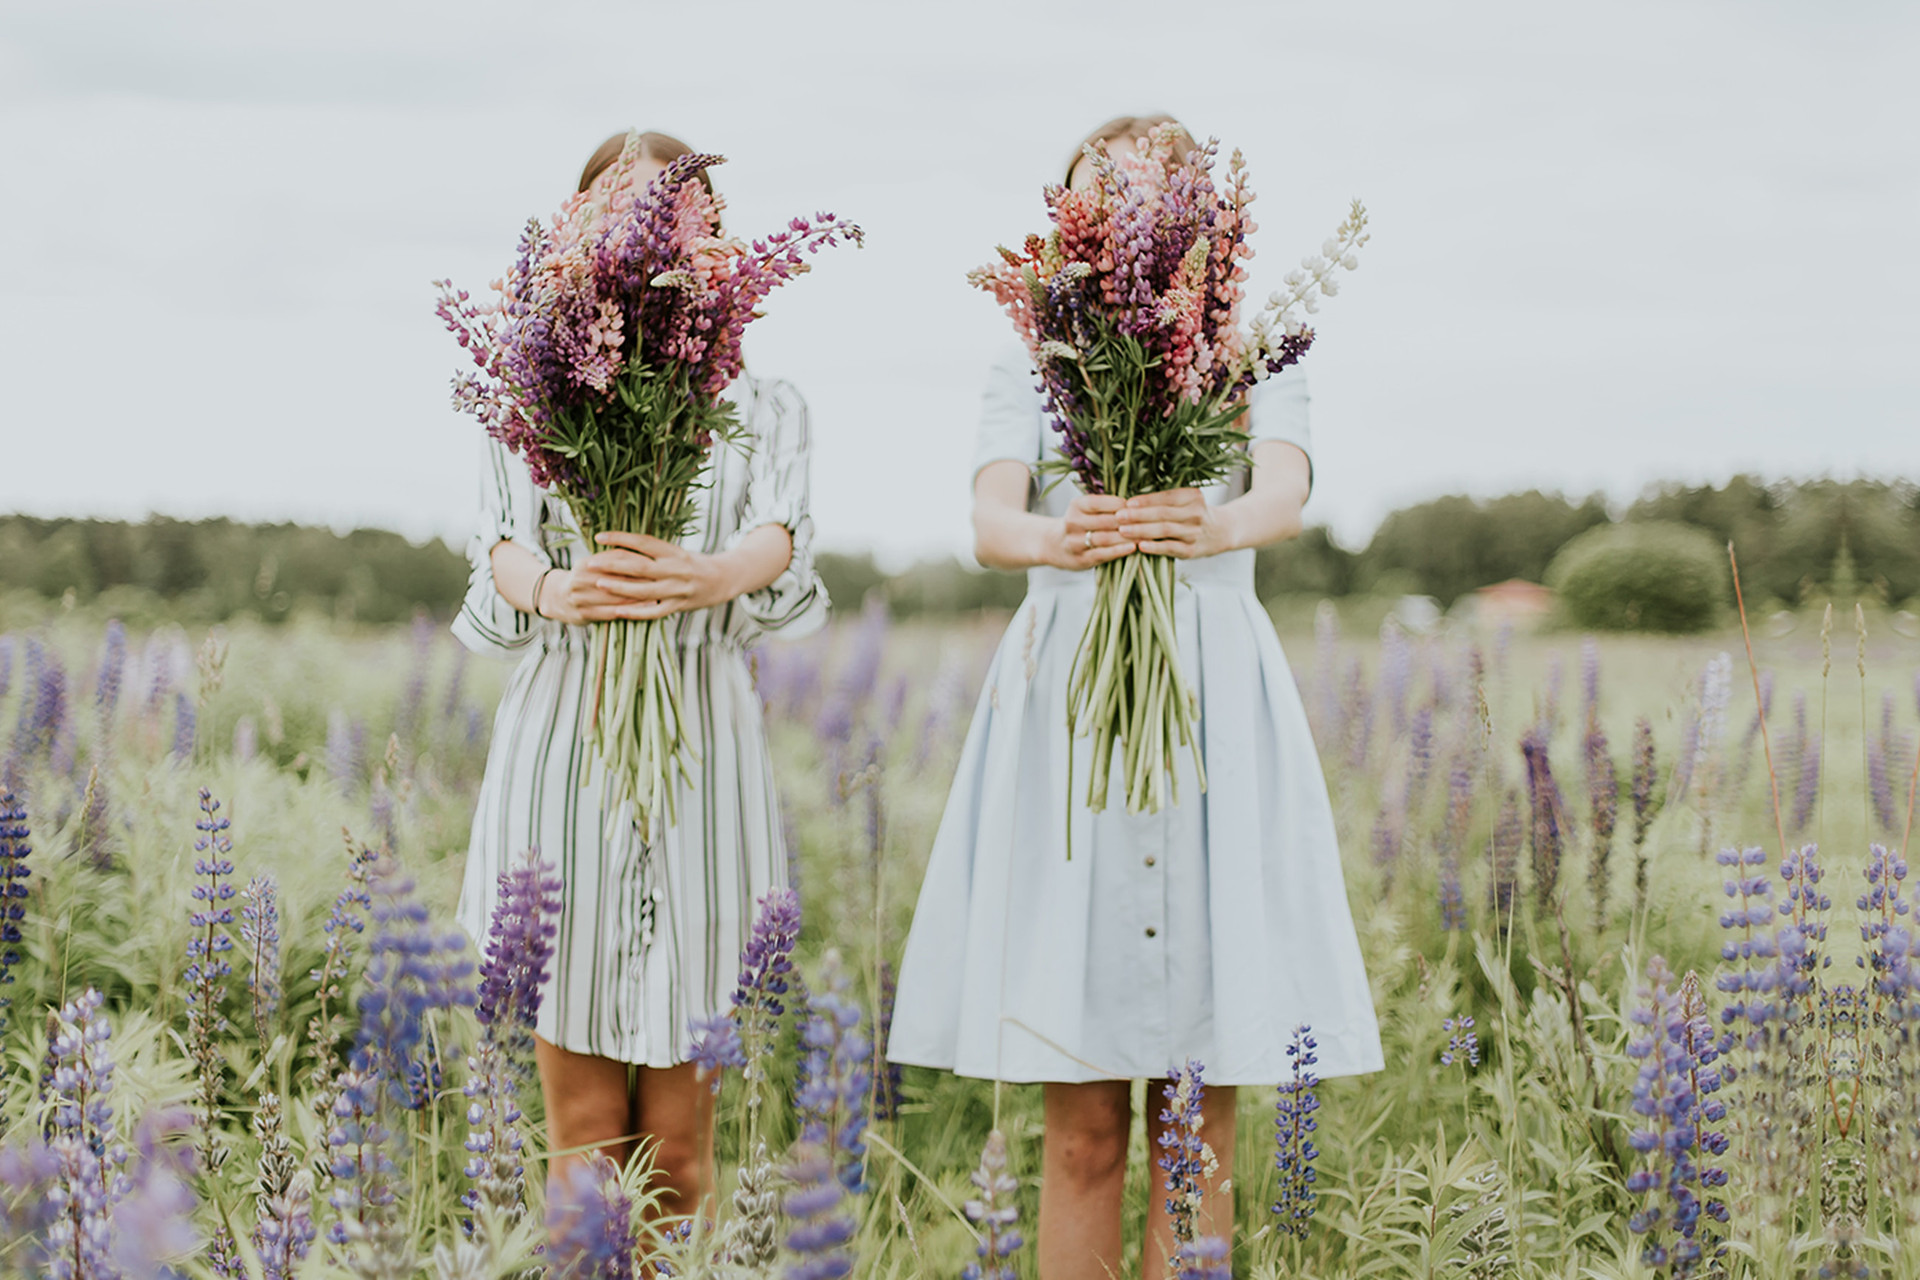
[
  {"left": 546, "top": 1090, "right": 628, "bottom": 1149},
  {"left": 648, "top": 1130, "right": 704, "bottom": 1186},
  {"left": 1050, "top": 1114, "right": 1130, "bottom": 1189}
]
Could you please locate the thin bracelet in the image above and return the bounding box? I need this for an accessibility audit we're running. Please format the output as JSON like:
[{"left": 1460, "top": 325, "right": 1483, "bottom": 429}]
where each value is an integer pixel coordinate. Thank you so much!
[{"left": 530, "top": 566, "right": 554, "bottom": 619}]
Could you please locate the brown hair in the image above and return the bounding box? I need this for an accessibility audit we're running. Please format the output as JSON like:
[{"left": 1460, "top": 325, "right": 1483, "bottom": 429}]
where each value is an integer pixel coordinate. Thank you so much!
[
  {"left": 1065, "top": 113, "right": 1197, "bottom": 186},
  {"left": 577, "top": 129, "right": 713, "bottom": 195}
]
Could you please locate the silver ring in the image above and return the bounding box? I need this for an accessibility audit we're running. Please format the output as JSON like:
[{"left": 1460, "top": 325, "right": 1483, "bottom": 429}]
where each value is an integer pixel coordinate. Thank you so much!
[{"left": 1084, "top": 531, "right": 1094, "bottom": 550}]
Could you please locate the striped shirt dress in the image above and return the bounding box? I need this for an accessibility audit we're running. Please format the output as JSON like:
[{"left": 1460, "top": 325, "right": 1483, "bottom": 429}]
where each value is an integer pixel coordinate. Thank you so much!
[
  {"left": 887, "top": 346, "right": 1385, "bottom": 1086},
  {"left": 452, "top": 375, "right": 827, "bottom": 1066}
]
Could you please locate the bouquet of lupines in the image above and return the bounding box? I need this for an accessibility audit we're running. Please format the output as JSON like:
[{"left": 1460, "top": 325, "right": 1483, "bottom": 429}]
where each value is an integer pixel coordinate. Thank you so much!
[
  {"left": 437, "top": 134, "right": 860, "bottom": 832},
  {"left": 970, "top": 124, "right": 1367, "bottom": 816}
]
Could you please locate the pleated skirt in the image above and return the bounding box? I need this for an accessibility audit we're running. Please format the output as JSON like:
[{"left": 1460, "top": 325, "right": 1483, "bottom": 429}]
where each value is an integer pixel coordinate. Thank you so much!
[{"left": 888, "top": 551, "right": 1384, "bottom": 1085}]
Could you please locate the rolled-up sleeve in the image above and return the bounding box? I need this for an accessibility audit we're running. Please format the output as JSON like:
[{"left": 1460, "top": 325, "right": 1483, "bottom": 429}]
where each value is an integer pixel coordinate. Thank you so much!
[
  {"left": 1247, "top": 368, "right": 1312, "bottom": 494},
  {"left": 725, "top": 379, "right": 829, "bottom": 639},
  {"left": 450, "top": 438, "right": 552, "bottom": 658}
]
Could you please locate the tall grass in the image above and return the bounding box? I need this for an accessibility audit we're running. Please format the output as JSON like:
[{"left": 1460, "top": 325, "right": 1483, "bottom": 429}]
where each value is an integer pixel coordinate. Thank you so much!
[{"left": 0, "top": 594, "right": 1916, "bottom": 1277}]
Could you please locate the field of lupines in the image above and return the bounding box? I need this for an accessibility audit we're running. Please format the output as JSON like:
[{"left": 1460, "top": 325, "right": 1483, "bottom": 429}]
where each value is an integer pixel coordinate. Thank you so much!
[{"left": 2, "top": 588, "right": 1920, "bottom": 1279}]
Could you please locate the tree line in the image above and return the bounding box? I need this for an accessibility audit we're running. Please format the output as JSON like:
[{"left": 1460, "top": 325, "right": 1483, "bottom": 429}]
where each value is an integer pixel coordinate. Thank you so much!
[{"left": 0, "top": 477, "right": 1912, "bottom": 625}]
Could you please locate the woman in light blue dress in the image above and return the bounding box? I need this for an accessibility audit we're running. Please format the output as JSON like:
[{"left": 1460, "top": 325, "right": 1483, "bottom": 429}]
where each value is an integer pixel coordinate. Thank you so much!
[{"left": 888, "top": 115, "right": 1383, "bottom": 1280}]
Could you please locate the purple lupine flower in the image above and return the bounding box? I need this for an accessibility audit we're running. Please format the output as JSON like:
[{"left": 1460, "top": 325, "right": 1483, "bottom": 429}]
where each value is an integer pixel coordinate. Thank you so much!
[
  {"left": 0, "top": 792, "right": 29, "bottom": 1040},
  {"left": 113, "top": 1109, "right": 200, "bottom": 1280},
  {"left": 692, "top": 887, "right": 802, "bottom": 1097},
  {"left": 1436, "top": 760, "right": 1471, "bottom": 932},
  {"left": 816, "top": 600, "right": 888, "bottom": 797},
  {"left": 882, "top": 672, "right": 909, "bottom": 736},
  {"left": 1272, "top": 1025, "right": 1320, "bottom": 1239},
  {"left": 1869, "top": 692, "right": 1904, "bottom": 834},
  {"left": 240, "top": 874, "right": 282, "bottom": 1052},
  {"left": 43, "top": 988, "right": 127, "bottom": 1280},
  {"left": 325, "top": 709, "right": 360, "bottom": 792},
  {"left": 187, "top": 787, "right": 238, "bottom": 1171},
  {"left": 474, "top": 856, "right": 564, "bottom": 1047},
  {"left": 1622, "top": 959, "right": 1731, "bottom": 1276},
  {"left": 441, "top": 643, "right": 470, "bottom": 730},
  {"left": 1441, "top": 1016, "right": 1480, "bottom": 1069},
  {"left": 465, "top": 855, "right": 563, "bottom": 1217},
  {"left": 780, "top": 1144, "right": 857, "bottom": 1280},
  {"left": 1172, "top": 1237, "right": 1231, "bottom": 1280},
  {"left": 1369, "top": 807, "right": 1402, "bottom": 879},
  {"left": 395, "top": 611, "right": 435, "bottom": 744},
  {"left": 1859, "top": 843, "right": 1910, "bottom": 998},
  {"left": 871, "top": 961, "right": 903, "bottom": 1121},
  {"left": 7, "top": 638, "right": 62, "bottom": 770},
  {"left": 168, "top": 689, "right": 195, "bottom": 761},
  {"left": 95, "top": 619, "right": 127, "bottom": 726},
  {"left": 1520, "top": 731, "right": 1566, "bottom": 911},
  {"left": 0, "top": 1139, "right": 63, "bottom": 1261},
  {"left": 326, "top": 1066, "right": 407, "bottom": 1267},
  {"left": 307, "top": 841, "right": 379, "bottom": 1107},
  {"left": 326, "top": 865, "right": 470, "bottom": 1271},
  {"left": 251, "top": 1090, "right": 316, "bottom": 1280},
  {"left": 1714, "top": 847, "right": 1783, "bottom": 1044},
  {"left": 1586, "top": 717, "right": 1619, "bottom": 929},
  {"left": 791, "top": 956, "right": 872, "bottom": 1193},
  {"left": 1540, "top": 653, "right": 1564, "bottom": 739},
  {"left": 1342, "top": 656, "right": 1373, "bottom": 770},
  {"left": 1631, "top": 716, "right": 1661, "bottom": 845},
  {"left": 961, "top": 1129, "right": 1022, "bottom": 1280},
  {"left": 1157, "top": 1059, "right": 1209, "bottom": 1249},
  {"left": 1380, "top": 625, "right": 1410, "bottom": 737},
  {"left": 1579, "top": 635, "right": 1600, "bottom": 722},
  {"left": 1405, "top": 704, "right": 1435, "bottom": 816},
  {"left": 352, "top": 864, "right": 475, "bottom": 1110},
  {"left": 1488, "top": 789, "right": 1523, "bottom": 919}
]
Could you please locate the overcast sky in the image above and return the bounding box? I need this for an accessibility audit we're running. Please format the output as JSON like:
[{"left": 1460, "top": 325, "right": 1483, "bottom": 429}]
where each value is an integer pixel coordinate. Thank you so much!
[{"left": 2, "top": 1, "right": 1915, "bottom": 566}]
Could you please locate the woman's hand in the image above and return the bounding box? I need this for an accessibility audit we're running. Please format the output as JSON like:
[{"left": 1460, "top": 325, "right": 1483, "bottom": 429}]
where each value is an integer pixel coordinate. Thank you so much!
[
  {"left": 1051, "top": 494, "right": 1137, "bottom": 571},
  {"left": 1117, "top": 488, "right": 1236, "bottom": 560},
  {"left": 534, "top": 534, "right": 731, "bottom": 625}
]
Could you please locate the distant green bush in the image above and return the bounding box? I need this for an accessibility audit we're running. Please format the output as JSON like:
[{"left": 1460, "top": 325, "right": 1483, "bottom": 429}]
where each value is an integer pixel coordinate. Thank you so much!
[{"left": 1546, "top": 520, "right": 1729, "bottom": 632}]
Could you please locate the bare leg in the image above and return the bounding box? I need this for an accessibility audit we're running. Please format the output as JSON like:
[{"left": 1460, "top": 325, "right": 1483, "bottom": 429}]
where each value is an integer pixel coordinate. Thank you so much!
[
  {"left": 536, "top": 1034, "right": 637, "bottom": 1194},
  {"left": 1143, "top": 1080, "right": 1238, "bottom": 1280},
  {"left": 1040, "top": 1081, "right": 1132, "bottom": 1280},
  {"left": 634, "top": 1062, "right": 718, "bottom": 1223}
]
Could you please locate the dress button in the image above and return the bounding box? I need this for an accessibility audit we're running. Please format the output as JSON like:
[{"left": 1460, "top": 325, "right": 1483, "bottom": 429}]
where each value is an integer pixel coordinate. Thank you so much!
[
  {"left": 1145, "top": 926, "right": 1158, "bottom": 938},
  {"left": 1144, "top": 855, "right": 1157, "bottom": 868}
]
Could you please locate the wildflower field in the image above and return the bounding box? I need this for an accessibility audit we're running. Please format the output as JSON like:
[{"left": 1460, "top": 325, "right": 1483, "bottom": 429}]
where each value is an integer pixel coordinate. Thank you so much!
[{"left": 2, "top": 590, "right": 1919, "bottom": 1279}]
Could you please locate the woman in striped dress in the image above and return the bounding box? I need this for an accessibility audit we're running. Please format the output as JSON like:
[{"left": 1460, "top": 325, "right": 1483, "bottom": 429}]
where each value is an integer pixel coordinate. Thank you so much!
[{"left": 452, "top": 130, "right": 828, "bottom": 1218}]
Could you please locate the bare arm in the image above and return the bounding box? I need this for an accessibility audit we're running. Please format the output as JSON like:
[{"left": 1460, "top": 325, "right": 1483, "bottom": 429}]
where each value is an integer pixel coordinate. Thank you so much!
[
  {"left": 971, "top": 460, "right": 1137, "bottom": 572},
  {"left": 489, "top": 525, "right": 794, "bottom": 625},
  {"left": 1115, "top": 441, "right": 1311, "bottom": 558}
]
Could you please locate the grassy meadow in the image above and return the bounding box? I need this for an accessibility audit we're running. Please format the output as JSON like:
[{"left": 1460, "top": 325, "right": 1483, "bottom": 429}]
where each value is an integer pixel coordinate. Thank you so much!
[{"left": 2, "top": 588, "right": 1919, "bottom": 1279}]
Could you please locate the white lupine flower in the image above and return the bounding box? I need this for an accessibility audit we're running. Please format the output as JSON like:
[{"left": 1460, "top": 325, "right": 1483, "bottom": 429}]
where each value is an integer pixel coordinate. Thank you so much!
[
  {"left": 1342, "top": 253, "right": 1359, "bottom": 271},
  {"left": 1322, "top": 238, "right": 1342, "bottom": 258},
  {"left": 1320, "top": 276, "right": 1339, "bottom": 297},
  {"left": 1282, "top": 270, "right": 1308, "bottom": 289},
  {"left": 1303, "top": 296, "right": 1320, "bottom": 314}
]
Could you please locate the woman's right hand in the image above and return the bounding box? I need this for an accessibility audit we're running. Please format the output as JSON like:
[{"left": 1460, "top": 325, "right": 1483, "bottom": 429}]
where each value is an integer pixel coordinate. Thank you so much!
[
  {"left": 535, "top": 566, "right": 654, "bottom": 625},
  {"left": 1050, "top": 494, "right": 1136, "bottom": 571}
]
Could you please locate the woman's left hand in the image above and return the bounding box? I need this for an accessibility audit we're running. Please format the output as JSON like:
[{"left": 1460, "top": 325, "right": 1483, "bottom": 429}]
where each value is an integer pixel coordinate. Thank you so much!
[
  {"left": 582, "top": 532, "right": 738, "bottom": 619},
  {"left": 1117, "top": 488, "right": 1236, "bottom": 559}
]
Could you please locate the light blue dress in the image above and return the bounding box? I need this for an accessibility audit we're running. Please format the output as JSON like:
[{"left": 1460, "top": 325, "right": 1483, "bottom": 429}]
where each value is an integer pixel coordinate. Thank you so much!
[{"left": 887, "top": 347, "right": 1384, "bottom": 1085}]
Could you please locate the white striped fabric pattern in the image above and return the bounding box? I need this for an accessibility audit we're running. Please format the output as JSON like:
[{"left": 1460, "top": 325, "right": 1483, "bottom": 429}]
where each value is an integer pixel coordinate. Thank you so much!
[{"left": 452, "top": 375, "right": 826, "bottom": 1066}]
